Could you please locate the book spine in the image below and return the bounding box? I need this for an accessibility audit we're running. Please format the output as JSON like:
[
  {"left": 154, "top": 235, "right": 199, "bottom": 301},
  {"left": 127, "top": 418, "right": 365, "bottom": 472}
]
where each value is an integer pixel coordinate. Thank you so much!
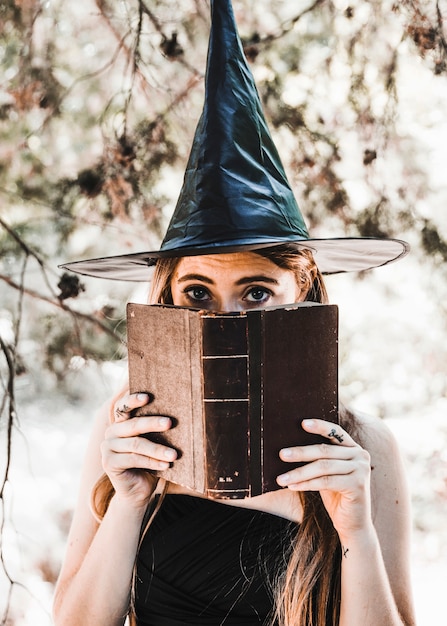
[
  {"left": 246, "top": 310, "right": 263, "bottom": 497},
  {"left": 201, "top": 313, "right": 250, "bottom": 499}
]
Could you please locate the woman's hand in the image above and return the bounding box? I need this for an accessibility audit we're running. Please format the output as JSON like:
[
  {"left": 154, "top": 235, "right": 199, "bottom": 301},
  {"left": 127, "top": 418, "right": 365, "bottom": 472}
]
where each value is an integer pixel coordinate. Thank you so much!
[
  {"left": 100, "top": 392, "right": 177, "bottom": 510},
  {"left": 277, "top": 418, "right": 372, "bottom": 541}
]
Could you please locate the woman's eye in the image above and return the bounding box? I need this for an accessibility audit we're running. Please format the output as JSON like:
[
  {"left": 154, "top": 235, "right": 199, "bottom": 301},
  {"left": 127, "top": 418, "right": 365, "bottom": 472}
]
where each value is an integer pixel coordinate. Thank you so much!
[
  {"left": 245, "top": 287, "right": 272, "bottom": 303},
  {"left": 184, "top": 286, "right": 211, "bottom": 302}
]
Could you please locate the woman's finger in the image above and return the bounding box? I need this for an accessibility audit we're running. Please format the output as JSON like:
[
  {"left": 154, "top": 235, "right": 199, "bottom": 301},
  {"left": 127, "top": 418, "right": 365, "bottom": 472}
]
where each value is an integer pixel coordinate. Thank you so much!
[
  {"left": 277, "top": 447, "right": 370, "bottom": 491},
  {"left": 106, "top": 415, "right": 173, "bottom": 438},
  {"left": 107, "top": 430, "right": 177, "bottom": 463},
  {"left": 279, "top": 441, "right": 355, "bottom": 465},
  {"left": 278, "top": 419, "right": 359, "bottom": 465},
  {"left": 114, "top": 392, "right": 150, "bottom": 422},
  {"left": 102, "top": 448, "right": 173, "bottom": 473},
  {"left": 301, "top": 418, "right": 357, "bottom": 447},
  {"left": 103, "top": 413, "right": 177, "bottom": 478},
  {"left": 277, "top": 418, "right": 371, "bottom": 491},
  {"left": 277, "top": 456, "right": 365, "bottom": 488},
  {"left": 280, "top": 472, "right": 364, "bottom": 493}
]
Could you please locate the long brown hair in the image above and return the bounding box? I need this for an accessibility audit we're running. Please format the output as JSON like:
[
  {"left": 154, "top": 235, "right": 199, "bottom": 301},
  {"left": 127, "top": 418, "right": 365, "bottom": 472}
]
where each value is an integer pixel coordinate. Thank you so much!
[{"left": 92, "top": 244, "right": 359, "bottom": 625}]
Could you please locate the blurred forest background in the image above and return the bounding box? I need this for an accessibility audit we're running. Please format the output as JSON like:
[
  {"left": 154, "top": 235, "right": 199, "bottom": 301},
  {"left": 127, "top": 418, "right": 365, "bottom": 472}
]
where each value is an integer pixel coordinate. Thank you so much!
[{"left": 1, "top": 0, "right": 446, "bottom": 623}]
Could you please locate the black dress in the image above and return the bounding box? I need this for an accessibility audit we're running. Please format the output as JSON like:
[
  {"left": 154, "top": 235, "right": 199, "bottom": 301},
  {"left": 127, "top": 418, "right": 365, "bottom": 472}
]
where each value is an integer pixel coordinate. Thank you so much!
[{"left": 134, "top": 494, "right": 296, "bottom": 626}]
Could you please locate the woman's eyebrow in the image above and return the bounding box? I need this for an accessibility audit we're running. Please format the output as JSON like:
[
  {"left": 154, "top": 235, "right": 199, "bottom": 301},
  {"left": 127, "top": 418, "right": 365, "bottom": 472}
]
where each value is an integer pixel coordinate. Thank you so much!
[
  {"left": 176, "top": 273, "right": 279, "bottom": 285},
  {"left": 176, "top": 273, "right": 215, "bottom": 284},
  {"left": 236, "top": 275, "right": 279, "bottom": 286}
]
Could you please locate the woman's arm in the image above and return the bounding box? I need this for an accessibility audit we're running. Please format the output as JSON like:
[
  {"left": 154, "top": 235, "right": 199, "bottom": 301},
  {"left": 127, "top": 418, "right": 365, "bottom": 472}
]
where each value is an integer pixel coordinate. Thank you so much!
[
  {"left": 53, "top": 392, "right": 176, "bottom": 626},
  {"left": 277, "top": 415, "right": 416, "bottom": 626},
  {"left": 355, "top": 414, "right": 415, "bottom": 625}
]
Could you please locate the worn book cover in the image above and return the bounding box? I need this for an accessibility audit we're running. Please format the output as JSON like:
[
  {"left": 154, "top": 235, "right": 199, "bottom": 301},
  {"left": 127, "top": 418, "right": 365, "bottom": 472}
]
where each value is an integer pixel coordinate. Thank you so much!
[{"left": 127, "top": 302, "right": 339, "bottom": 499}]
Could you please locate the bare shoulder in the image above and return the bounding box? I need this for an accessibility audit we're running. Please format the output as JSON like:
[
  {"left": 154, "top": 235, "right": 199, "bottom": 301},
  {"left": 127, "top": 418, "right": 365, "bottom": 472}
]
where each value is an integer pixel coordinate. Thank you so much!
[
  {"left": 350, "top": 409, "right": 409, "bottom": 510},
  {"left": 353, "top": 410, "right": 403, "bottom": 468}
]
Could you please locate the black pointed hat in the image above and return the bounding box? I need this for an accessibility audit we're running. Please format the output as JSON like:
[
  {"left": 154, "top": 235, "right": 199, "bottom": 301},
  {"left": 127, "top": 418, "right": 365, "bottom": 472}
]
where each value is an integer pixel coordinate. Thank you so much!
[{"left": 61, "top": 0, "right": 408, "bottom": 280}]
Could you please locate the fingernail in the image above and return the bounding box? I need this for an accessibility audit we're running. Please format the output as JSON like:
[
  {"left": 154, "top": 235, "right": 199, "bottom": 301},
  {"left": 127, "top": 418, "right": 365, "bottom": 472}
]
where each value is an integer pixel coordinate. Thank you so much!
[
  {"left": 137, "top": 393, "right": 149, "bottom": 401},
  {"left": 302, "top": 419, "right": 315, "bottom": 427},
  {"left": 164, "top": 448, "right": 176, "bottom": 460},
  {"left": 277, "top": 473, "right": 290, "bottom": 485},
  {"left": 281, "top": 448, "right": 293, "bottom": 458},
  {"left": 159, "top": 417, "right": 170, "bottom": 427}
]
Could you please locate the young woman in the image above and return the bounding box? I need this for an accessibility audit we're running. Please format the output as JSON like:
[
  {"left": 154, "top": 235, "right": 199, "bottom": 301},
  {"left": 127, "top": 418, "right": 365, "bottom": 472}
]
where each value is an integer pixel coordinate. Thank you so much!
[
  {"left": 54, "top": 1, "right": 416, "bottom": 622},
  {"left": 53, "top": 245, "right": 415, "bottom": 626}
]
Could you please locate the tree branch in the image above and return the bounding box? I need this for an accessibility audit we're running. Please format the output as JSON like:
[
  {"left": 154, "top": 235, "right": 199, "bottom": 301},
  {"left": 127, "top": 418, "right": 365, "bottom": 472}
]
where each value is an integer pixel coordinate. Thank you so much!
[
  {"left": 256, "top": 0, "right": 328, "bottom": 46},
  {"left": 0, "top": 216, "right": 58, "bottom": 299},
  {"left": 0, "top": 337, "right": 15, "bottom": 498},
  {"left": 0, "top": 273, "right": 124, "bottom": 345}
]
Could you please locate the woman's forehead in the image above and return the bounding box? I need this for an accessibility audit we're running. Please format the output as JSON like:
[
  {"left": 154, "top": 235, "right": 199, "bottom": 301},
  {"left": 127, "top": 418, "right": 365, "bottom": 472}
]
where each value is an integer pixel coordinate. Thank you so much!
[{"left": 172, "top": 252, "right": 281, "bottom": 279}]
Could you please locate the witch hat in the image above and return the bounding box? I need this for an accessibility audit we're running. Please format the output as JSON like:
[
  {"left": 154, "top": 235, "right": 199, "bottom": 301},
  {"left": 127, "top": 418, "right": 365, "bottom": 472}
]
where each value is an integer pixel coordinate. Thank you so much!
[{"left": 61, "top": 0, "right": 408, "bottom": 280}]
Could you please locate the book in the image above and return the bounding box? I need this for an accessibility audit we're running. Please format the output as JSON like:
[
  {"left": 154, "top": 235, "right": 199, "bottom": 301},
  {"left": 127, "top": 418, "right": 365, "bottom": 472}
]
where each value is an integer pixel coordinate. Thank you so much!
[{"left": 127, "top": 302, "right": 339, "bottom": 499}]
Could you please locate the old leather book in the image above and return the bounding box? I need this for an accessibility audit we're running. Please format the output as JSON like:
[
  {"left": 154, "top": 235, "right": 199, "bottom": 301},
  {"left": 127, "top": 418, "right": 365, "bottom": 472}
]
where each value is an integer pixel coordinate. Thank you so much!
[{"left": 127, "top": 302, "right": 339, "bottom": 499}]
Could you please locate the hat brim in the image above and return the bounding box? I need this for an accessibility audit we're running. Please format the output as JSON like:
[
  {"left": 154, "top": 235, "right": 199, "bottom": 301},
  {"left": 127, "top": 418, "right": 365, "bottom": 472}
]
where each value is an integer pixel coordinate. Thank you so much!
[{"left": 59, "top": 237, "right": 409, "bottom": 281}]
